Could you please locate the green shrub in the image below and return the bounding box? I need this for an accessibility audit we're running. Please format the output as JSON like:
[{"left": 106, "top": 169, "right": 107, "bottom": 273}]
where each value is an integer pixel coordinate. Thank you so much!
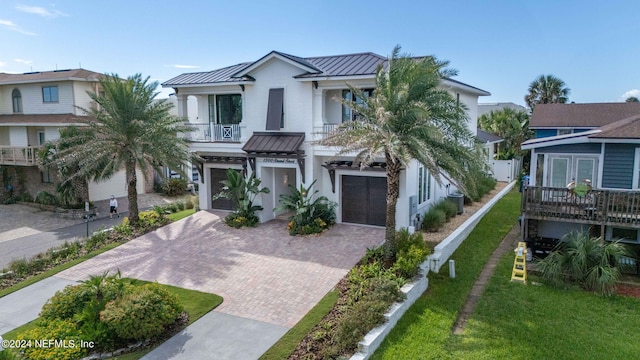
[
  {"left": 433, "top": 200, "right": 458, "bottom": 220},
  {"left": 393, "top": 229, "right": 430, "bottom": 279},
  {"left": 8, "top": 258, "right": 29, "bottom": 277},
  {"left": 422, "top": 208, "right": 446, "bottom": 232},
  {"left": 41, "top": 283, "right": 92, "bottom": 320},
  {"left": 537, "top": 231, "right": 630, "bottom": 296},
  {"left": 224, "top": 212, "right": 259, "bottom": 228},
  {"left": 85, "top": 230, "right": 109, "bottom": 251},
  {"left": 184, "top": 196, "right": 194, "bottom": 210},
  {"left": 138, "top": 209, "right": 167, "bottom": 230},
  {"left": 176, "top": 201, "right": 185, "bottom": 211},
  {"left": 17, "top": 319, "right": 88, "bottom": 360},
  {"left": 275, "top": 180, "right": 337, "bottom": 236},
  {"left": 101, "top": 283, "right": 183, "bottom": 341},
  {"left": 0, "top": 348, "right": 20, "bottom": 360},
  {"left": 167, "top": 203, "right": 179, "bottom": 213},
  {"left": 34, "top": 190, "right": 58, "bottom": 206},
  {"left": 16, "top": 191, "right": 32, "bottom": 202},
  {"left": 162, "top": 178, "right": 188, "bottom": 196}
]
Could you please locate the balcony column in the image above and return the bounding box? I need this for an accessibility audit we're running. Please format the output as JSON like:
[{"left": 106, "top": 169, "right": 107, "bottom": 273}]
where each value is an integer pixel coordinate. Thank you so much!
[{"left": 312, "top": 87, "right": 325, "bottom": 129}]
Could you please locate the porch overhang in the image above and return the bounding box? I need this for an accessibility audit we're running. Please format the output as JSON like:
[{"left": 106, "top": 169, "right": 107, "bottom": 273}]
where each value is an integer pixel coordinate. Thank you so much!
[
  {"left": 322, "top": 160, "right": 389, "bottom": 193},
  {"left": 242, "top": 132, "right": 306, "bottom": 182},
  {"left": 192, "top": 154, "right": 248, "bottom": 183}
]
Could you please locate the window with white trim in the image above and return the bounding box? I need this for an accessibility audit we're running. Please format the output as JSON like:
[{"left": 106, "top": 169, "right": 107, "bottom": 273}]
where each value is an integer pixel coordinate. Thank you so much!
[
  {"left": 208, "top": 94, "right": 242, "bottom": 124},
  {"left": 557, "top": 129, "right": 573, "bottom": 135},
  {"left": 418, "top": 166, "right": 431, "bottom": 204},
  {"left": 12, "top": 89, "right": 22, "bottom": 113}
]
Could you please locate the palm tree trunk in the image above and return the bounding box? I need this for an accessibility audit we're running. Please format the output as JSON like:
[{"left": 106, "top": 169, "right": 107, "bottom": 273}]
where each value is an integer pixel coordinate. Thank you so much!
[
  {"left": 383, "top": 152, "right": 402, "bottom": 264},
  {"left": 126, "top": 161, "right": 139, "bottom": 225}
]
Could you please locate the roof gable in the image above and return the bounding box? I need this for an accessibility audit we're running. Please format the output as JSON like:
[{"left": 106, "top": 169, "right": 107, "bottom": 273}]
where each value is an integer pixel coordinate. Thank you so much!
[
  {"left": 232, "top": 51, "right": 321, "bottom": 78},
  {"left": 530, "top": 102, "right": 640, "bottom": 128},
  {"left": 589, "top": 114, "right": 640, "bottom": 139}
]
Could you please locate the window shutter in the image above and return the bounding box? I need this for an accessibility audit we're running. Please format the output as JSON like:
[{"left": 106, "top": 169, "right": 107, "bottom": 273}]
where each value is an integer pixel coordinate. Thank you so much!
[{"left": 266, "top": 88, "right": 284, "bottom": 130}]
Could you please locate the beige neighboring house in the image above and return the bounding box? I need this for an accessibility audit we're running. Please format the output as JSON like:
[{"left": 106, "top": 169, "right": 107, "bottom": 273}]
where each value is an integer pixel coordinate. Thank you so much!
[{"left": 0, "top": 69, "right": 149, "bottom": 202}]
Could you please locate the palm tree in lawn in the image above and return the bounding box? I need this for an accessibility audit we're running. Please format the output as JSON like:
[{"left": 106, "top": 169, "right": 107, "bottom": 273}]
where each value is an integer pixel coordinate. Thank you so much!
[
  {"left": 44, "top": 74, "right": 193, "bottom": 225},
  {"left": 525, "top": 74, "right": 570, "bottom": 112},
  {"left": 319, "top": 46, "right": 485, "bottom": 263}
]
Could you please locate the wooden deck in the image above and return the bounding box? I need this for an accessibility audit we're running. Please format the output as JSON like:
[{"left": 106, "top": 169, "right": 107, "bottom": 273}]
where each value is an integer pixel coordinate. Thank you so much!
[{"left": 522, "top": 186, "right": 640, "bottom": 227}]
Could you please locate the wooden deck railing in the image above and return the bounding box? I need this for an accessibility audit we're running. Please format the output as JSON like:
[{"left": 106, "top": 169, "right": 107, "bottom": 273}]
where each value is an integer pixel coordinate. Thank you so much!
[
  {"left": 0, "top": 146, "right": 40, "bottom": 166},
  {"left": 522, "top": 186, "right": 640, "bottom": 226}
]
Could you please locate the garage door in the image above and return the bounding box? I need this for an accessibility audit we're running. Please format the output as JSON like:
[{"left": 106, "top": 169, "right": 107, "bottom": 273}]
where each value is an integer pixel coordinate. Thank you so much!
[
  {"left": 210, "top": 168, "right": 236, "bottom": 210},
  {"left": 342, "top": 175, "right": 387, "bottom": 226}
]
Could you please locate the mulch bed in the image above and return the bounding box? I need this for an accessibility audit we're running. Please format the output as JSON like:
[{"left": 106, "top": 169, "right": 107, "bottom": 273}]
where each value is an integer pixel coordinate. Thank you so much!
[{"left": 616, "top": 284, "right": 640, "bottom": 298}]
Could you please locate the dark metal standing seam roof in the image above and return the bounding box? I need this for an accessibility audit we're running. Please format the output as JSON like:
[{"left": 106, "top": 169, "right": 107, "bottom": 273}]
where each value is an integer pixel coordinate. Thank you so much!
[
  {"left": 298, "top": 53, "right": 387, "bottom": 78},
  {"left": 242, "top": 132, "right": 305, "bottom": 154},
  {"left": 162, "top": 63, "right": 252, "bottom": 86}
]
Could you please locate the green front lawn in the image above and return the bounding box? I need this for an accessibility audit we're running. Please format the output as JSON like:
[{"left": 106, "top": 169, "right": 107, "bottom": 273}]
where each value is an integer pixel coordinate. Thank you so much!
[
  {"left": 372, "top": 190, "right": 640, "bottom": 359},
  {"left": 166, "top": 209, "right": 196, "bottom": 222}
]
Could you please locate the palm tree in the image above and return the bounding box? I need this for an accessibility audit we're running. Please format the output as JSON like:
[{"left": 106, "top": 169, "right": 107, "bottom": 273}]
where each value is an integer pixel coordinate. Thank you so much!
[
  {"left": 44, "top": 74, "right": 193, "bottom": 225},
  {"left": 478, "top": 107, "right": 532, "bottom": 159},
  {"left": 319, "top": 46, "right": 485, "bottom": 263},
  {"left": 524, "top": 74, "right": 570, "bottom": 111}
]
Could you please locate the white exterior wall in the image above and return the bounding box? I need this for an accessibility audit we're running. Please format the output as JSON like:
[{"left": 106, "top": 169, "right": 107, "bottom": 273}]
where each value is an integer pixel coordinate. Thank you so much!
[
  {"left": 44, "top": 127, "right": 61, "bottom": 142},
  {"left": 72, "top": 82, "right": 97, "bottom": 115},
  {"left": 10, "top": 82, "right": 75, "bottom": 114},
  {"left": 88, "top": 168, "right": 145, "bottom": 201}
]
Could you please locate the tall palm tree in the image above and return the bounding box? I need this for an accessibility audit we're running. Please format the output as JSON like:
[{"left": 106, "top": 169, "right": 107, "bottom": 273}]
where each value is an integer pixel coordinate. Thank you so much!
[
  {"left": 524, "top": 74, "right": 570, "bottom": 111},
  {"left": 319, "top": 46, "right": 485, "bottom": 262},
  {"left": 45, "top": 74, "right": 192, "bottom": 224}
]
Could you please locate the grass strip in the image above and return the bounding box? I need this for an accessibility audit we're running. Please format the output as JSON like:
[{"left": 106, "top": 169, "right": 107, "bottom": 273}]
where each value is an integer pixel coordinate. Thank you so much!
[
  {"left": 166, "top": 209, "right": 196, "bottom": 222},
  {"left": 0, "top": 242, "right": 122, "bottom": 299},
  {"left": 260, "top": 289, "right": 340, "bottom": 360},
  {"left": 371, "top": 190, "right": 521, "bottom": 359}
]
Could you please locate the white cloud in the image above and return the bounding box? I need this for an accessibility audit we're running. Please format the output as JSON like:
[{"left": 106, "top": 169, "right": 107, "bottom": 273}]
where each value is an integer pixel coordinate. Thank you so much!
[
  {"left": 15, "top": 5, "right": 68, "bottom": 18},
  {"left": 0, "top": 61, "right": 6, "bottom": 67},
  {"left": 169, "top": 64, "right": 200, "bottom": 69},
  {"left": 0, "top": 19, "right": 37, "bottom": 35},
  {"left": 15, "top": 59, "right": 32, "bottom": 65},
  {"left": 621, "top": 89, "right": 640, "bottom": 101}
]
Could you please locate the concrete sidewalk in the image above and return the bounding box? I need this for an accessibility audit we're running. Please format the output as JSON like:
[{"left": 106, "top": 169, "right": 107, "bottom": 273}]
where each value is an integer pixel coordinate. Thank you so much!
[{"left": 0, "top": 276, "right": 77, "bottom": 334}]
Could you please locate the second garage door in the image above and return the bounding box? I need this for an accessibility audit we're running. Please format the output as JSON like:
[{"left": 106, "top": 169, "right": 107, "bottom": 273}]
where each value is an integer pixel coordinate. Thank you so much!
[{"left": 341, "top": 175, "right": 387, "bottom": 226}]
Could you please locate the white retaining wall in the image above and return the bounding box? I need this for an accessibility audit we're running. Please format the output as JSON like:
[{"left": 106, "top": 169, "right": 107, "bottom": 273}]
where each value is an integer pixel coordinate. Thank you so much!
[{"left": 350, "top": 181, "right": 516, "bottom": 360}]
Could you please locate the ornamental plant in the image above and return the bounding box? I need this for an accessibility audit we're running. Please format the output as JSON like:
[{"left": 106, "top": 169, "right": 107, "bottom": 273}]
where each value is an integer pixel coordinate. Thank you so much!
[
  {"left": 275, "top": 180, "right": 337, "bottom": 235},
  {"left": 213, "top": 169, "right": 270, "bottom": 228}
]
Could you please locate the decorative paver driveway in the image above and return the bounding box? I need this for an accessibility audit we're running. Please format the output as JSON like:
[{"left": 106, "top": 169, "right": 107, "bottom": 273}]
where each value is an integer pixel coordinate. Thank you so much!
[{"left": 57, "top": 210, "right": 384, "bottom": 327}]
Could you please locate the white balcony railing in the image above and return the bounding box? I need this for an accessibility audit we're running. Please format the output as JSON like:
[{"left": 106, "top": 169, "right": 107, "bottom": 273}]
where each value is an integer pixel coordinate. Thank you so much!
[
  {"left": 0, "top": 146, "right": 40, "bottom": 166},
  {"left": 187, "top": 123, "right": 241, "bottom": 142}
]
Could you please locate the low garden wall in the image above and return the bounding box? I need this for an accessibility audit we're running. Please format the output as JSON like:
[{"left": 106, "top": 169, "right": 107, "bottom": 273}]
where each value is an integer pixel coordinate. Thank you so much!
[{"left": 350, "top": 181, "right": 516, "bottom": 360}]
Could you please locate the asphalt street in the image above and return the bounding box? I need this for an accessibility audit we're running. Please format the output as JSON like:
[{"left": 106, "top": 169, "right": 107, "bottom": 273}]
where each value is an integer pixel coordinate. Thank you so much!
[{"left": 0, "top": 213, "right": 128, "bottom": 270}]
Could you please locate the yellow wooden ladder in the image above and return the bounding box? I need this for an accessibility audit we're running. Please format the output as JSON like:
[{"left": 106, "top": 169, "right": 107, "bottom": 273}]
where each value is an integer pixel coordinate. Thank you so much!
[{"left": 511, "top": 241, "right": 527, "bottom": 284}]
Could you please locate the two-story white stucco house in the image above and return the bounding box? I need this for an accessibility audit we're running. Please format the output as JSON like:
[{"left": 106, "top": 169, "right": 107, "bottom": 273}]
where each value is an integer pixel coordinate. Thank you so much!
[
  {"left": 163, "top": 51, "right": 490, "bottom": 228},
  {"left": 0, "top": 69, "right": 149, "bottom": 201}
]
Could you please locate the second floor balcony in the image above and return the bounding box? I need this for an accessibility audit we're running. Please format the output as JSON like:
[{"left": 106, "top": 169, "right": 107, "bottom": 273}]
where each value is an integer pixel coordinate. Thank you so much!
[
  {"left": 187, "top": 123, "right": 241, "bottom": 143},
  {"left": 0, "top": 146, "right": 40, "bottom": 166},
  {"left": 522, "top": 186, "right": 640, "bottom": 227}
]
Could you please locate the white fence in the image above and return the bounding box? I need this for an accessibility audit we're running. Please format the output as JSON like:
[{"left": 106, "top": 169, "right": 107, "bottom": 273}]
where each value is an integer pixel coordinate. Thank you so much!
[{"left": 491, "top": 158, "right": 521, "bottom": 182}]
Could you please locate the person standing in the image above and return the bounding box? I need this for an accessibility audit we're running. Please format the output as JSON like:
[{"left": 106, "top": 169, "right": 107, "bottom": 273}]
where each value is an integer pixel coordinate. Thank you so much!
[{"left": 109, "top": 195, "right": 119, "bottom": 219}]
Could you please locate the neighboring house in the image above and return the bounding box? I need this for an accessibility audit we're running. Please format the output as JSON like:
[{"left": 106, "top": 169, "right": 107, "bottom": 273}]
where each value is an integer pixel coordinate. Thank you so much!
[
  {"left": 163, "top": 51, "right": 490, "bottom": 228},
  {"left": 520, "top": 102, "right": 640, "bottom": 250},
  {"left": 0, "top": 69, "right": 149, "bottom": 202}
]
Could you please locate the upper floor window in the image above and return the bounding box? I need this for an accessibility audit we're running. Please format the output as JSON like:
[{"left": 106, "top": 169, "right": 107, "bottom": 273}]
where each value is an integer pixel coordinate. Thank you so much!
[
  {"left": 342, "top": 89, "right": 373, "bottom": 122},
  {"left": 208, "top": 94, "right": 242, "bottom": 124},
  {"left": 42, "top": 86, "right": 59, "bottom": 103},
  {"left": 12, "top": 89, "right": 22, "bottom": 113},
  {"left": 266, "top": 88, "right": 284, "bottom": 130},
  {"left": 558, "top": 129, "right": 572, "bottom": 136}
]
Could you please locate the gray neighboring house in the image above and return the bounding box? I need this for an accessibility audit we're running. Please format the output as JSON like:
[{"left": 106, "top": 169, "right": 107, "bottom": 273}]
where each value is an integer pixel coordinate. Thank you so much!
[{"left": 520, "top": 102, "right": 640, "bottom": 258}]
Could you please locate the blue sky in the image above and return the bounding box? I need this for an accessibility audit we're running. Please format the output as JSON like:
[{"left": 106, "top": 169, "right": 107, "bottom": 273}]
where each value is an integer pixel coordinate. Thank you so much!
[{"left": 1, "top": 0, "right": 638, "bottom": 105}]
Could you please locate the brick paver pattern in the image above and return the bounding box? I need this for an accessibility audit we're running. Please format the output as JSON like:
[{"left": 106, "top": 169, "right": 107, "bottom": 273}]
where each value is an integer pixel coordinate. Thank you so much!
[{"left": 58, "top": 210, "right": 384, "bottom": 328}]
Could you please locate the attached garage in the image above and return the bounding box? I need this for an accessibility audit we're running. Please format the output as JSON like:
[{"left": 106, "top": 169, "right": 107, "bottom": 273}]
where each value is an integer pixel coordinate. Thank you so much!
[
  {"left": 210, "top": 168, "right": 236, "bottom": 210},
  {"left": 341, "top": 175, "right": 387, "bottom": 226}
]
